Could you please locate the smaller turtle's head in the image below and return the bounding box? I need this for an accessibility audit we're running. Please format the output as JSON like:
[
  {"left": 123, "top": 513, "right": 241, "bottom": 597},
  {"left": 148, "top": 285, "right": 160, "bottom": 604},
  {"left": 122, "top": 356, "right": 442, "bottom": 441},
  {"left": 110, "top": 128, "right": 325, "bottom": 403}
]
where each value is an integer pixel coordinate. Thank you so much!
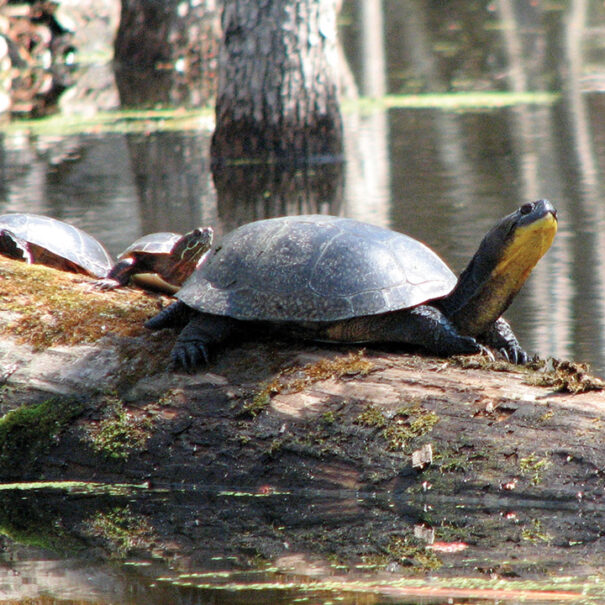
[
  {"left": 442, "top": 199, "right": 557, "bottom": 336},
  {"left": 173, "top": 226, "right": 214, "bottom": 263},
  {"left": 0, "top": 229, "right": 29, "bottom": 262}
]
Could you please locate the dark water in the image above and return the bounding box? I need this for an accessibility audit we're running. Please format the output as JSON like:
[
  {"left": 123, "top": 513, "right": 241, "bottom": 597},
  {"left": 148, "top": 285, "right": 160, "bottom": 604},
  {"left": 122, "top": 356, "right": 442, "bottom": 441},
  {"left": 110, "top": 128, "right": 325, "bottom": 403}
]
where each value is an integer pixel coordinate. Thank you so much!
[
  {"left": 1, "top": 2, "right": 605, "bottom": 603},
  {"left": 0, "top": 482, "right": 601, "bottom": 604}
]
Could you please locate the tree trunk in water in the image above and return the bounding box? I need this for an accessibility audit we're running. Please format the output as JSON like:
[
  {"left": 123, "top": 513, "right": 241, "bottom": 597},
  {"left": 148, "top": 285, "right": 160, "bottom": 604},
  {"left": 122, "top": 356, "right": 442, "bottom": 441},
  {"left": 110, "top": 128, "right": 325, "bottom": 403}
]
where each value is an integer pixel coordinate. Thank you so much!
[
  {"left": 211, "top": 0, "right": 343, "bottom": 164},
  {"left": 114, "top": 0, "right": 219, "bottom": 108}
]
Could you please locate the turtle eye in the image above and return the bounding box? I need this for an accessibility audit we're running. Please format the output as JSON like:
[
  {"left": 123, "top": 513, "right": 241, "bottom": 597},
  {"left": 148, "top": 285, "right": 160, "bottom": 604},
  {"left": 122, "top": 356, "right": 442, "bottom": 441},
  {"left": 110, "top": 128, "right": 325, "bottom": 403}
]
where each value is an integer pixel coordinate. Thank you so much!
[{"left": 520, "top": 202, "right": 534, "bottom": 215}]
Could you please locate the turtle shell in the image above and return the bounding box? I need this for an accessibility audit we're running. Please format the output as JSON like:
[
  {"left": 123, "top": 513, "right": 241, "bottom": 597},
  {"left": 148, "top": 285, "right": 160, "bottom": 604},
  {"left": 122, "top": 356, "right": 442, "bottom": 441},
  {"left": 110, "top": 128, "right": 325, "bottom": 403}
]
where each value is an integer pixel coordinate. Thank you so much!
[
  {"left": 118, "top": 232, "right": 182, "bottom": 259},
  {"left": 0, "top": 213, "right": 113, "bottom": 277},
  {"left": 177, "top": 215, "right": 457, "bottom": 322}
]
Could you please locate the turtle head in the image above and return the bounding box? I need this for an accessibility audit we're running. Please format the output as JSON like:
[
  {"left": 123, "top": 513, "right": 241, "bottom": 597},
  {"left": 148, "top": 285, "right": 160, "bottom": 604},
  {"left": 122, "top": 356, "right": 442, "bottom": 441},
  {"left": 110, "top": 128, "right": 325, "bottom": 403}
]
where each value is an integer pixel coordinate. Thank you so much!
[
  {"left": 441, "top": 199, "right": 557, "bottom": 336},
  {"left": 0, "top": 229, "right": 31, "bottom": 262},
  {"left": 172, "top": 226, "right": 214, "bottom": 264}
]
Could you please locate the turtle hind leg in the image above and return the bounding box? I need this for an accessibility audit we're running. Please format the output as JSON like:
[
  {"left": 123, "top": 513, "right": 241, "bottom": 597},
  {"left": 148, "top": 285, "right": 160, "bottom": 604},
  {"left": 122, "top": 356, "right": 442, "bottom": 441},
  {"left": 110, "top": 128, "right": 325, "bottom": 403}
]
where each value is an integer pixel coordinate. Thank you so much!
[
  {"left": 171, "top": 313, "right": 238, "bottom": 372},
  {"left": 321, "top": 305, "right": 481, "bottom": 358},
  {"left": 145, "top": 300, "right": 193, "bottom": 330}
]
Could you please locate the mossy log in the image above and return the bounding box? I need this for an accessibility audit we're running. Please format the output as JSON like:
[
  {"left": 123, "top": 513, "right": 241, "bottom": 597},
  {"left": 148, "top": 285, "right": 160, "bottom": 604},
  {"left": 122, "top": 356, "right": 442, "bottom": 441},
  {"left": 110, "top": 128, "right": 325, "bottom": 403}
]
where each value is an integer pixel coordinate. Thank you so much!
[
  {"left": 1, "top": 256, "right": 604, "bottom": 487},
  {"left": 1, "top": 256, "right": 604, "bottom": 581}
]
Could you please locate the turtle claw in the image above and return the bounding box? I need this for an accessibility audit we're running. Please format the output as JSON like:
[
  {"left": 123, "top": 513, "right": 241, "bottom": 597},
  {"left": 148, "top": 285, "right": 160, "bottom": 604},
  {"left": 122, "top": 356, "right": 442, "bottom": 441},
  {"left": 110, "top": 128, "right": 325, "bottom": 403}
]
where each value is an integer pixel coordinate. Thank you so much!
[
  {"left": 93, "top": 278, "right": 121, "bottom": 291},
  {"left": 478, "top": 344, "right": 528, "bottom": 365},
  {"left": 500, "top": 346, "right": 528, "bottom": 365},
  {"left": 480, "top": 319, "right": 528, "bottom": 365},
  {"left": 170, "top": 341, "right": 210, "bottom": 373},
  {"left": 478, "top": 344, "right": 496, "bottom": 362}
]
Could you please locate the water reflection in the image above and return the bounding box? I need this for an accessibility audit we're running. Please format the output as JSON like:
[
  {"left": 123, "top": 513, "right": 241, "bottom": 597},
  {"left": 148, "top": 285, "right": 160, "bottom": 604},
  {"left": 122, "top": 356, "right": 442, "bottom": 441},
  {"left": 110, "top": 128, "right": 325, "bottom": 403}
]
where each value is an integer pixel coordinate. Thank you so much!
[
  {"left": 125, "top": 131, "right": 218, "bottom": 234},
  {"left": 0, "top": 483, "right": 601, "bottom": 604},
  {"left": 212, "top": 162, "right": 344, "bottom": 234}
]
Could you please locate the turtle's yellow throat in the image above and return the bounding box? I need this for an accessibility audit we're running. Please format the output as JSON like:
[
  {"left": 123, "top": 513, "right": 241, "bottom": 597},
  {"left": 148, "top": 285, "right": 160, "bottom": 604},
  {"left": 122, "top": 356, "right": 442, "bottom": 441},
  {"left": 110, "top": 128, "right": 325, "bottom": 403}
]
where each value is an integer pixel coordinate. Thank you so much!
[{"left": 492, "top": 212, "right": 558, "bottom": 290}]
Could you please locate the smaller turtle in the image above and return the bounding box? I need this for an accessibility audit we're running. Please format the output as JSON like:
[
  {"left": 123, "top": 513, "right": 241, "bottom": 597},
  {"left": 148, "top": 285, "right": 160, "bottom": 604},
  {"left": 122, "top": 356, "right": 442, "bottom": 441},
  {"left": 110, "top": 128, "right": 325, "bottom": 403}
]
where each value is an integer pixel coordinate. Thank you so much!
[
  {"left": 95, "top": 227, "right": 214, "bottom": 294},
  {"left": 0, "top": 212, "right": 113, "bottom": 278}
]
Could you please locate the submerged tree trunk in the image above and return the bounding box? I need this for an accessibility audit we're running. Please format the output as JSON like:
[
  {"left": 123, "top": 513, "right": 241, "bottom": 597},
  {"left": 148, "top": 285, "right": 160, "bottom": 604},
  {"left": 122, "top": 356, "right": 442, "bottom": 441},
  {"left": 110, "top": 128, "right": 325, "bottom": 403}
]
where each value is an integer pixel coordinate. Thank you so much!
[
  {"left": 114, "top": 0, "right": 220, "bottom": 108},
  {"left": 211, "top": 0, "right": 343, "bottom": 164}
]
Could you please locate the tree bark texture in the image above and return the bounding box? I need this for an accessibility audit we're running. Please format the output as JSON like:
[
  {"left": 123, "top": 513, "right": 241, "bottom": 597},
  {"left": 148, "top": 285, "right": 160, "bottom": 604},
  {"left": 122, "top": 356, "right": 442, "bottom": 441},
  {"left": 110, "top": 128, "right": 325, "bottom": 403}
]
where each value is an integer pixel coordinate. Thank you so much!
[
  {"left": 114, "top": 0, "right": 219, "bottom": 108},
  {"left": 211, "top": 0, "right": 343, "bottom": 163}
]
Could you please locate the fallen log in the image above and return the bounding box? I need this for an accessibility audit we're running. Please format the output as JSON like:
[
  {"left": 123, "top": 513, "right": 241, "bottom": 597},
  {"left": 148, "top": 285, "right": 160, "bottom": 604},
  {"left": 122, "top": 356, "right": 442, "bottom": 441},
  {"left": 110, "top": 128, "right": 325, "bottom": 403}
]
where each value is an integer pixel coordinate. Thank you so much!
[{"left": 0, "top": 256, "right": 604, "bottom": 579}]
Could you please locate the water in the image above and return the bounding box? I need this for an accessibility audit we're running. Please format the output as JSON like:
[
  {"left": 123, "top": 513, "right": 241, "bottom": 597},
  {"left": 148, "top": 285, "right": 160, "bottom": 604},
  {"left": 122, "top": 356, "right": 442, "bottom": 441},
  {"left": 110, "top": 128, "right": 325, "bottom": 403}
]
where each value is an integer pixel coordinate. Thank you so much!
[{"left": 0, "top": 482, "right": 601, "bottom": 604}]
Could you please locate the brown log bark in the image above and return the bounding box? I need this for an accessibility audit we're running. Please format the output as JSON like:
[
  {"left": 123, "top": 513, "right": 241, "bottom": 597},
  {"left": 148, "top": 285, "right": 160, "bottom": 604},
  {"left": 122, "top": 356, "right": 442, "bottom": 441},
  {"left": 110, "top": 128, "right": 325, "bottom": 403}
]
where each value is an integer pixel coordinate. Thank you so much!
[{"left": 211, "top": 0, "right": 343, "bottom": 164}]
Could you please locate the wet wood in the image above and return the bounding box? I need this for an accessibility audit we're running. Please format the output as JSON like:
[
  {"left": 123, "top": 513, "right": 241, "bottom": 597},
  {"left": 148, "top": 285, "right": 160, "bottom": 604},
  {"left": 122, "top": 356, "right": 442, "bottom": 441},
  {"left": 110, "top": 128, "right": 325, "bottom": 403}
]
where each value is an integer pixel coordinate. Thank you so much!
[{"left": 0, "top": 256, "right": 603, "bottom": 495}]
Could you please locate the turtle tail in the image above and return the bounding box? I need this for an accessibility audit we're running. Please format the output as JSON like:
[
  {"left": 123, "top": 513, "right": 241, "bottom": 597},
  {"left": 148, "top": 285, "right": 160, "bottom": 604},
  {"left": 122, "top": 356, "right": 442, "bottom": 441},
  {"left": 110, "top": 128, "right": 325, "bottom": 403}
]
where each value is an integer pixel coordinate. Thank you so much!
[{"left": 145, "top": 300, "right": 193, "bottom": 330}]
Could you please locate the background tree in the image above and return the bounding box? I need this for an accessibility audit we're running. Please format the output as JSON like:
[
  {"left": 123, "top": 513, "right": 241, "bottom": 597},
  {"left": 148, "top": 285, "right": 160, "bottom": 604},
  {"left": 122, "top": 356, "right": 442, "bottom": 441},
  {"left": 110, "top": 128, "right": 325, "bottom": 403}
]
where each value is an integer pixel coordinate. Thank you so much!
[
  {"left": 211, "top": 0, "right": 343, "bottom": 164},
  {"left": 114, "top": 0, "right": 219, "bottom": 108}
]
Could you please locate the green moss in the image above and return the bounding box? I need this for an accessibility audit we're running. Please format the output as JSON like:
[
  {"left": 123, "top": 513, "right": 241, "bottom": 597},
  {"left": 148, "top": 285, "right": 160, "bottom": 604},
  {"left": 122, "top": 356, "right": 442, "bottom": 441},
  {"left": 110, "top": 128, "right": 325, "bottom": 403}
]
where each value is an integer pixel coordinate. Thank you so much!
[
  {"left": 355, "top": 402, "right": 439, "bottom": 452},
  {"left": 383, "top": 405, "right": 439, "bottom": 452},
  {"left": 86, "top": 505, "right": 153, "bottom": 557},
  {"left": 385, "top": 535, "right": 442, "bottom": 570},
  {"left": 525, "top": 358, "right": 604, "bottom": 393},
  {"left": 355, "top": 404, "right": 387, "bottom": 428},
  {"left": 266, "top": 438, "right": 285, "bottom": 458},
  {"left": 2, "top": 107, "right": 214, "bottom": 136},
  {"left": 0, "top": 398, "right": 84, "bottom": 474},
  {"left": 448, "top": 355, "right": 512, "bottom": 372},
  {"left": 89, "top": 400, "right": 152, "bottom": 461},
  {"left": 321, "top": 411, "right": 336, "bottom": 424},
  {"left": 0, "top": 257, "right": 164, "bottom": 351},
  {"left": 519, "top": 452, "right": 551, "bottom": 485},
  {"left": 539, "top": 410, "right": 554, "bottom": 422},
  {"left": 242, "top": 387, "right": 274, "bottom": 417},
  {"left": 521, "top": 519, "right": 552, "bottom": 544},
  {"left": 434, "top": 448, "right": 475, "bottom": 473}
]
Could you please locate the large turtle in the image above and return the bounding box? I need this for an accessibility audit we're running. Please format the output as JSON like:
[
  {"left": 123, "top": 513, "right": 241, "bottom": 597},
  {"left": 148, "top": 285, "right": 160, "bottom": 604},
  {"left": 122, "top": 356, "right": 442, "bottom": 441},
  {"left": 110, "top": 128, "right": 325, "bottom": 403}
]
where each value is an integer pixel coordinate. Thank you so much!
[
  {"left": 0, "top": 212, "right": 113, "bottom": 278},
  {"left": 146, "top": 200, "right": 558, "bottom": 371},
  {"left": 95, "top": 227, "right": 214, "bottom": 294}
]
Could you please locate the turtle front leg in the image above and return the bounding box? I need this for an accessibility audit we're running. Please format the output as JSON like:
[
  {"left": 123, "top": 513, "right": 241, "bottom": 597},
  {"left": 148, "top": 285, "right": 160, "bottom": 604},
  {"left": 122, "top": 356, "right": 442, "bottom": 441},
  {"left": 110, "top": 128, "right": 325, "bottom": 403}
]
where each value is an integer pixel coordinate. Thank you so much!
[
  {"left": 171, "top": 313, "right": 239, "bottom": 372},
  {"left": 479, "top": 317, "right": 528, "bottom": 364},
  {"left": 94, "top": 258, "right": 137, "bottom": 290}
]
